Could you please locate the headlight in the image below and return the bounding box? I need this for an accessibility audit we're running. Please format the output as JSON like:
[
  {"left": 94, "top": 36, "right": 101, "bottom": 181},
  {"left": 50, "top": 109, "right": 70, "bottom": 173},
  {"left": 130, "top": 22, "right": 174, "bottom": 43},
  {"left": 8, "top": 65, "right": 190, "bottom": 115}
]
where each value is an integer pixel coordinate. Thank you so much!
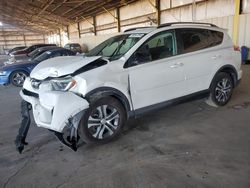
[
  {"left": 50, "top": 77, "right": 76, "bottom": 91},
  {"left": 0, "top": 71, "right": 7, "bottom": 76}
]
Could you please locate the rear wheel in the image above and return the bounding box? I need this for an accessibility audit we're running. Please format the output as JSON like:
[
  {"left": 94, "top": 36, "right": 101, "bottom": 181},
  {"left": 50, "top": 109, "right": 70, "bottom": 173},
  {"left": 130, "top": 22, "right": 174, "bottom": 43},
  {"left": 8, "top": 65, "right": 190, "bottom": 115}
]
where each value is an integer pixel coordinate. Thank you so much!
[
  {"left": 10, "top": 71, "right": 28, "bottom": 87},
  {"left": 79, "top": 97, "right": 126, "bottom": 144},
  {"left": 209, "top": 72, "right": 233, "bottom": 106}
]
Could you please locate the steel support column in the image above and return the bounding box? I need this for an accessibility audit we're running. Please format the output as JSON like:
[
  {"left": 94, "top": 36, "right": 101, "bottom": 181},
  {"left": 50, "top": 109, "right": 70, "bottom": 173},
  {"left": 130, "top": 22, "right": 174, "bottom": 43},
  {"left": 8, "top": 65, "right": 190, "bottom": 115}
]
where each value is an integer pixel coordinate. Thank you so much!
[
  {"left": 77, "top": 22, "right": 81, "bottom": 38},
  {"left": 117, "top": 8, "right": 121, "bottom": 32},
  {"left": 66, "top": 25, "right": 70, "bottom": 40},
  {"left": 93, "top": 16, "right": 97, "bottom": 36},
  {"left": 156, "top": 0, "right": 161, "bottom": 25},
  {"left": 233, "top": 0, "right": 241, "bottom": 45}
]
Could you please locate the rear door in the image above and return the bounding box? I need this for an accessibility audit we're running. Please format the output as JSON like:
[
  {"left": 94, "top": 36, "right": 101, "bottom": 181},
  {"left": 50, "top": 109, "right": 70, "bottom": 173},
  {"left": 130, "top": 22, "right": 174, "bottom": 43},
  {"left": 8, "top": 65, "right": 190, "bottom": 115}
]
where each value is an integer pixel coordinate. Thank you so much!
[
  {"left": 127, "top": 30, "right": 187, "bottom": 110},
  {"left": 175, "top": 28, "right": 224, "bottom": 94}
]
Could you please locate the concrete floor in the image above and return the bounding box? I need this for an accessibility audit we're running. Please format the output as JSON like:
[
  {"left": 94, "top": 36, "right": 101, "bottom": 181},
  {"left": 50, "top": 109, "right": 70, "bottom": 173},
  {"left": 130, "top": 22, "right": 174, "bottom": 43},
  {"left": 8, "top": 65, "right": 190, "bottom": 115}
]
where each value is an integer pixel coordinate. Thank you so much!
[{"left": 0, "top": 65, "right": 250, "bottom": 188}]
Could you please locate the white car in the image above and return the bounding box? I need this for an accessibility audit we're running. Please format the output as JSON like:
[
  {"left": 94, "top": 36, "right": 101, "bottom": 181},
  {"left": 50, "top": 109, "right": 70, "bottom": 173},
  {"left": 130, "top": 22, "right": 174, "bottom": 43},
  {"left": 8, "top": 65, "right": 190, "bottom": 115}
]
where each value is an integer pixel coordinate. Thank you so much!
[{"left": 16, "top": 22, "right": 242, "bottom": 152}]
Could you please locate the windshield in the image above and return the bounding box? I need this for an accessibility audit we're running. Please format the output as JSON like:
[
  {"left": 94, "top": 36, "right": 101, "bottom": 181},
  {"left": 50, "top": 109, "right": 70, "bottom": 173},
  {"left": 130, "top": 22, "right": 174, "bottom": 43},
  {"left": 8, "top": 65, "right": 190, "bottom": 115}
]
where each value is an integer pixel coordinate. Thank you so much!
[
  {"left": 34, "top": 51, "right": 52, "bottom": 62},
  {"left": 34, "top": 50, "right": 62, "bottom": 62},
  {"left": 87, "top": 33, "right": 145, "bottom": 61},
  {"left": 28, "top": 49, "right": 40, "bottom": 58}
]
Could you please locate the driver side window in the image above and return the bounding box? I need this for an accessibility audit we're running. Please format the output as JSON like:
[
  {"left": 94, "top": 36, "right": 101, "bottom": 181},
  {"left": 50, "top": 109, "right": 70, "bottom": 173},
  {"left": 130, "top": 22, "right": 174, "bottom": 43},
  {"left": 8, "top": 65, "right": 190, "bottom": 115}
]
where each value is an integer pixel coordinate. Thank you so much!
[{"left": 127, "top": 30, "right": 176, "bottom": 67}]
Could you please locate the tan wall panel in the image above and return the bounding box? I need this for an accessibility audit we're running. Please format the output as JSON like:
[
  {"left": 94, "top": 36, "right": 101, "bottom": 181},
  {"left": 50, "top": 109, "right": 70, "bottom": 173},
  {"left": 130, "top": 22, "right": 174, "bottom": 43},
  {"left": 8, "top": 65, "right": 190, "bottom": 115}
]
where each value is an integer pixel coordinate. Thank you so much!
[
  {"left": 69, "top": 33, "right": 118, "bottom": 50},
  {"left": 161, "top": 0, "right": 170, "bottom": 10},
  {"left": 238, "top": 14, "right": 250, "bottom": 47},
  {"left": 79, "top": 18, "right": 94, "bottom": 30},
  {"left": 120, "top": 0, "right": 154, "bottom": 20},
  {"left": 96, "top": 10, "right": 116, "bottom": 26},
  {"left": 68, "top": 24, "right": 78, "bottom": 33}
]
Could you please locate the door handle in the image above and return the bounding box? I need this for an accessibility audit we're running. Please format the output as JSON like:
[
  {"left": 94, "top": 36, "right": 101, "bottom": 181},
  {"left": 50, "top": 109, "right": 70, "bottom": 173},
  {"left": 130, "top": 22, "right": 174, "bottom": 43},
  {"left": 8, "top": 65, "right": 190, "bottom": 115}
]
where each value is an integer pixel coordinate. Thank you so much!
[
  {"left": 211, "top": 55, "right": 221, "bottom": 59},
  {"left": 170, "top": 62, "right": 184, "bottom": 68}
]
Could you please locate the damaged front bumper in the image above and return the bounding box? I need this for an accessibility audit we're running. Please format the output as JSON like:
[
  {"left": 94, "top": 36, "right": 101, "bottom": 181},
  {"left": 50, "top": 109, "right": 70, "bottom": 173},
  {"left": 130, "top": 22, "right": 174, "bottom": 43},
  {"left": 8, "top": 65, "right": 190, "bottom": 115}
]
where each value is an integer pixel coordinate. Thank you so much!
[{"left": 16, "top": 78, "right": 89, "bottom": 153}]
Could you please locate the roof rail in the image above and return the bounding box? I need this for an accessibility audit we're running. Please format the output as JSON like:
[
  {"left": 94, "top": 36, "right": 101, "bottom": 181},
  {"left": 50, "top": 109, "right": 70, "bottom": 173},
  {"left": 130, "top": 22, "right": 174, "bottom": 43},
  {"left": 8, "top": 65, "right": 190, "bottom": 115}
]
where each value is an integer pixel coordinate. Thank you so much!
[
  {"left": 158, "top": 22, "right": 218, "bottom": 28},
  {"left": 124, "top": 26, "right": 156, "bottom": 33}
]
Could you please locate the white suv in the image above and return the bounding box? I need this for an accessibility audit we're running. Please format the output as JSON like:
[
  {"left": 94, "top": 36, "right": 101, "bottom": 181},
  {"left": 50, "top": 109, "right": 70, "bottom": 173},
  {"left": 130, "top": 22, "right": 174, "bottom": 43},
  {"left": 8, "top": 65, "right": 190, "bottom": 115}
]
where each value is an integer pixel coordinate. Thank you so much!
[{"left": 17, "top": 22, "right": 242, "bottom": 152}]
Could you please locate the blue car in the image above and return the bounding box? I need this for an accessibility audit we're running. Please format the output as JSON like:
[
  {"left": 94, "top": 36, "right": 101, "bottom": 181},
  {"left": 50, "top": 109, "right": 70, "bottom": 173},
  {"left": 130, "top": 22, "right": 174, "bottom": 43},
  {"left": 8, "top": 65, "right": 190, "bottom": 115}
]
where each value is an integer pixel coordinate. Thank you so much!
[{"left": 0, "top": 48, "right": 76, "bottom": 87}]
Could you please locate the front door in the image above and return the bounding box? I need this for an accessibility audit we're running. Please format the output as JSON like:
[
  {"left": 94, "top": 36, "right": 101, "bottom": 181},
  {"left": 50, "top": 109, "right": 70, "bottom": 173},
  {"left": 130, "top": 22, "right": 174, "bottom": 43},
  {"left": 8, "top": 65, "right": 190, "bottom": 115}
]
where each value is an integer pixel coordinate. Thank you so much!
[{"left": 127, "top": 30, "right": 187, "bottom": 110}]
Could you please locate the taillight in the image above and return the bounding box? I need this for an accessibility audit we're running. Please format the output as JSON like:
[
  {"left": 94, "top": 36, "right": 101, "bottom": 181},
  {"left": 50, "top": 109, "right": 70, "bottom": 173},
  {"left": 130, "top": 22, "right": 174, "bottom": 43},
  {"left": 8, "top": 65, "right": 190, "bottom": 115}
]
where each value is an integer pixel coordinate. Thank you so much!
[{"left": 234, "top": 45, "right": 240, "bottom": 52}]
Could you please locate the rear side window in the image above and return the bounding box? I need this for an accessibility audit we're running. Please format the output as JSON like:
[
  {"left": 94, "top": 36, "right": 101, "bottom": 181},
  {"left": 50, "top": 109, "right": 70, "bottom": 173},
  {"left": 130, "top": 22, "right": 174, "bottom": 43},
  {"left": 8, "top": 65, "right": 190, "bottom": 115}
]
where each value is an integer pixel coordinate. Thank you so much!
[
  {"left": 209, "top": 30, "right": 224, "bottom": 47},
  {"left": 177, "top": 28, "right": 223, "bottom": 54}
]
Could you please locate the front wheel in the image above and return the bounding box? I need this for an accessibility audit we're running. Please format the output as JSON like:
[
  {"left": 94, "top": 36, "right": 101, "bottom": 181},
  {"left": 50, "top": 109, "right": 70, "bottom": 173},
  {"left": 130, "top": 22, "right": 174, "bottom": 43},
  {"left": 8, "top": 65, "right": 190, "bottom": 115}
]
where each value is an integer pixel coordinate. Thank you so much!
[
  {"left": 10, "top": 71, "right": 28, "bottom": 87},
  {"left": 78, "top": 97, "right": 126, "bottom": 144},
  {"left": 209, "top": 72, "right": 234, "bottom": 106}
]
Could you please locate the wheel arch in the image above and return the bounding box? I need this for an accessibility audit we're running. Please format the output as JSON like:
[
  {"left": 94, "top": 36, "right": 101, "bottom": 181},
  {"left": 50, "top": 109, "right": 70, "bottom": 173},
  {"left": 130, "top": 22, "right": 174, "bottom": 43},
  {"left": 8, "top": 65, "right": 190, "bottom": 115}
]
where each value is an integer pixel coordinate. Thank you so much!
[
  {"left": 210, "top": 65, "right": 238, "bottom": 88},
  {"left": 85, "top": 87, "right": 131, "bottom": 119}
]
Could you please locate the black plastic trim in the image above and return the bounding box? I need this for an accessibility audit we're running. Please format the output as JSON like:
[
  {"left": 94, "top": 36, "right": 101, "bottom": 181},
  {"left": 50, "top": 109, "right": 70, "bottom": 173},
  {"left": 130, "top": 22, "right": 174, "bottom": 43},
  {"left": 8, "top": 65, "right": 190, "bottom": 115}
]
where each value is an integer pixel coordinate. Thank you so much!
[
  {"left": 158, "top": 22, "right": 218, "bottom": 28},
  {"left": 124, "top": 26, "right": 156, "bottom": 32},
  {"left": 211, "top": 65, "right": 238, "bottom": 88},
  {"left": 132, "top": 90, "right": 210, "bottom": 118},
  {"left": 22, "top": 89, "right": 39, "bottom": 98},
  {"left": 71, "top": 58, "right": 108, "bottom": 76},
  {"left": 85, "top": 87, "right": 131, "bottom": 115}
]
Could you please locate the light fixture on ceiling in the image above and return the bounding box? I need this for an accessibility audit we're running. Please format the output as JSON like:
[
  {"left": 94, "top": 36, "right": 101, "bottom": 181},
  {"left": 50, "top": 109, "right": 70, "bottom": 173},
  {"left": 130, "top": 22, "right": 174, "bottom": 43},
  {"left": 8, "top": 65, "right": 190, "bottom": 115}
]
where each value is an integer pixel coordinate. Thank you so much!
[{"left": 0, "top": 22, "right": 3, "bottom": 26}]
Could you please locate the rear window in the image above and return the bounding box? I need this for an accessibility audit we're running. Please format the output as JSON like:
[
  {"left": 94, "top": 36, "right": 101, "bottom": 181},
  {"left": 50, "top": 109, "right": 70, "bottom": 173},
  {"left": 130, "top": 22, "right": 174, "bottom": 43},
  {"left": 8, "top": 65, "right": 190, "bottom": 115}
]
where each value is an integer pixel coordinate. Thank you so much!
[
  {"left": 177, "top": 28, "right": 223, "bottom": 54},
  {"left": 71, "top": 44, "right": 81, "bottom": 47}
]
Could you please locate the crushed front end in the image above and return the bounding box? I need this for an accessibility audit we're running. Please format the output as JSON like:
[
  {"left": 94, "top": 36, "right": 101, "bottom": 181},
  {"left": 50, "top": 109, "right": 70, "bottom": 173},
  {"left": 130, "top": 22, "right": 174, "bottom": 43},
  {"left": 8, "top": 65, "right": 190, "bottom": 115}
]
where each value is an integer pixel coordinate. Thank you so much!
[{"left": 15, "top": 77, "right": 89, "bottom": 153}]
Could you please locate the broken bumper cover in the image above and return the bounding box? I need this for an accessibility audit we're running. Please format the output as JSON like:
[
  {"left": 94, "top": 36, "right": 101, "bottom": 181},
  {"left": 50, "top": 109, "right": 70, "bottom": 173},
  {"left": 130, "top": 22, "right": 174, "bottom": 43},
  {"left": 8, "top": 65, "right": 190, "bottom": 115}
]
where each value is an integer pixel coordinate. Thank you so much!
[
  {"left": 16, "top": 83, "right": 89, "bottom": 152},
  {"left": 20, "top": 89, "right": 89, "bottom": 132}
]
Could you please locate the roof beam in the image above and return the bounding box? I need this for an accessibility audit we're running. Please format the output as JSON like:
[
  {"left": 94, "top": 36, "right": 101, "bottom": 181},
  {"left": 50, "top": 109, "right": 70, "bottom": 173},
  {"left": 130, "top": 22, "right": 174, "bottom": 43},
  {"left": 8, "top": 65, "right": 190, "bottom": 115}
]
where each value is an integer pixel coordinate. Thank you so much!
[
  {"left": 6, "top": 0, "right": 71, "bottom": 25},
  {"left": 72, "top": 0, "right": 138, "bottom": 22},
  {"left": 69, "top": 0, "right": 114, "bottom": 20},
  {"left": 50, "top": 0, "right": 67, "bottom": 12},
  {"left": 0, "top": 8, "right": 58, "bottom": 32},
  {"left": 0, "top": 1, "right": 69, "bottom": 30},
  {"left": 63, "top": 0, "right": 96, "bottom": 16},
  {"left": 37, "top": 0, "right": 55, "bottom": 16},
  {"left": 0, "top": 7, "right": 61, "bottom": 29}
]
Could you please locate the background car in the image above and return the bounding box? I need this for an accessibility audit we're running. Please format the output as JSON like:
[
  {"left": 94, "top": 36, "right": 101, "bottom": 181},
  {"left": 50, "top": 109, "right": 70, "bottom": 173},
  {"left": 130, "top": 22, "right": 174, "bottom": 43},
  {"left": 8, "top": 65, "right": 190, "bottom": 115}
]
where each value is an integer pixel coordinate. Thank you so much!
[
  {"left": 10, "top": 44, "right": 56, "bottom": 56},
  {"left": 64, "top": 43, "right": 82, "bottom": 53},
  {"left": 8, "top": 46, "right": 58, "bottom": 63},
  {"left": 0, "top": 48, "right": 75, "bottom": 87},
  {"left": 5, "top": 46, "right": 27, "bottom": 55}
]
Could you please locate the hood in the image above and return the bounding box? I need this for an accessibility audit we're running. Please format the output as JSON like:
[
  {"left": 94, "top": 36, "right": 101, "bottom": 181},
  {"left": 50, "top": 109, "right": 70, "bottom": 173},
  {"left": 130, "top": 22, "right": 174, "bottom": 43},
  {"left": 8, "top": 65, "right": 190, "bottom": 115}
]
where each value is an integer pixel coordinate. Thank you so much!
[
  {"left": 30, "top": 56, "right": 102, "bottom": 80},
  {"left": 2, "top": 60, "right": 33, "bottom": 70}
]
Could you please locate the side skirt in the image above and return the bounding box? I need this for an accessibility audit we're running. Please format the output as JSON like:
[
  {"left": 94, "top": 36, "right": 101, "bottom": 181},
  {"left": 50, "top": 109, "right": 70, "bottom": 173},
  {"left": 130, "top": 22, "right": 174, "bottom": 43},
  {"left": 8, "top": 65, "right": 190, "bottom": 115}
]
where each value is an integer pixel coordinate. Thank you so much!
[{"left": 129, "top": 90, "right": 210, "bottom": 118}]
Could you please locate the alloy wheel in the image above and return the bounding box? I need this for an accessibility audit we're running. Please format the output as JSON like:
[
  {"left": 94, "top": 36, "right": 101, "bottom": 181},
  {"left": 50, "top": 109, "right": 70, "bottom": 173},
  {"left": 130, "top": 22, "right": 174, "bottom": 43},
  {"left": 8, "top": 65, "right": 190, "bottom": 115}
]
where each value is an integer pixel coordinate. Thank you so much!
[
  {"left": 215, "top": 78, "right": 232, "bottom": 103},
  {"left": 87, "top": 105, "right": 120, "bottom": 140},
  {"left": 12, "top": 72, "right": 27, "bottom": 86}
]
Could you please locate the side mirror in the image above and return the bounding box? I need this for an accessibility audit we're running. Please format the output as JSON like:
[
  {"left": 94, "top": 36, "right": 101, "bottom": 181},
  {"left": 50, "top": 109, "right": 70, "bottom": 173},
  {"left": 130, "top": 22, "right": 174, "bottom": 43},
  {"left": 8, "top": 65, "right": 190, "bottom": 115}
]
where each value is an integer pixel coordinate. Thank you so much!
[{"left": 131, "top": 50, "right": 151, "bottom": 66}]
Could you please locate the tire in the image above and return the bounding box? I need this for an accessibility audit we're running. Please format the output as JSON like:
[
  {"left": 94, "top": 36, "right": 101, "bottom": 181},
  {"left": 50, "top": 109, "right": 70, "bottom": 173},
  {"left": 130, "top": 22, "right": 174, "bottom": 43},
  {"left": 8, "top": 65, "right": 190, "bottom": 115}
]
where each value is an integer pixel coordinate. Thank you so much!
[
  {"left": 209, "top": 72, "right": 234, "bottom": 106},
  {"left": 78, "top": 97, "right": 126, "bottom": 144},
  {"left": 10, "top": 71, "right": 28, "bottom": 87}
]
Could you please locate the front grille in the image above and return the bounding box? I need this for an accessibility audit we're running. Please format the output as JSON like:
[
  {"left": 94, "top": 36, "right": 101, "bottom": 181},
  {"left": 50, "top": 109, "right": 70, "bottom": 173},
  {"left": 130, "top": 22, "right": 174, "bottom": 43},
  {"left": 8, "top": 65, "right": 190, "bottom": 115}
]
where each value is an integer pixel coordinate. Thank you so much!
[{"left": 22, "top": 89, "right": 39, "bottom": 98}]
